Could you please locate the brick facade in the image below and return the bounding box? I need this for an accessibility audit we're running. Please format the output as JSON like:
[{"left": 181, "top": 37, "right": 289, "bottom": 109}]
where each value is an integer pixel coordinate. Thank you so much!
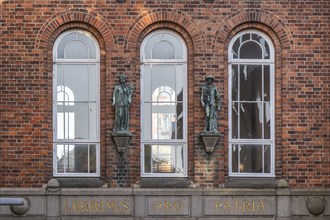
[{"left": 1, "top": 0, "right": 329, "bottom": 188}]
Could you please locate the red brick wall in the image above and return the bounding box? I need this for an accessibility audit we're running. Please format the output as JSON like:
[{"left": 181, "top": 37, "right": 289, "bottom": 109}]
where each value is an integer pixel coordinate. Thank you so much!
[{"left": 0, "top": 0, "right": 329, "bottom": 188}]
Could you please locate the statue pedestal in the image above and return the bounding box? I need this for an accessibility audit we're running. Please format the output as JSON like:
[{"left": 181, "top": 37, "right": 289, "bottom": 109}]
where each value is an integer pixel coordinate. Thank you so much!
[
  {"left": 200, "top": 132, "right": 222, "bottom": 154},
  {"left": 111, "top": 132, "right": 132, "bottom": 154}
]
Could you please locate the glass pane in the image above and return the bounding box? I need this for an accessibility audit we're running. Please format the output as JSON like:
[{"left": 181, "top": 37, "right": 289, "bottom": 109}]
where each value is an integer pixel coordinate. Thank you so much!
[
  {"left": 239, "top": 41, "right": 262, "bottom": 59},
  {"left": 164, "top": 33, "right": 184, "bottom": 59},
  {"left": 152, "top": 41, "right": 175, "bottom": 59},
  {"left": 57, "top": 65, "right": 64, "bottom": 90},
  {"left": 64, "top": 40, "right": 89, "bottom": 59},
  {"left": 57, "top": 106, "right": 75, "bottom": 140},
  {"left": 144, "top": 145, "right": 152, "bottom": 173},
  {"left": 89, "top": 102, "right": 97, "bottom": 139},
  {"left": 239, "top": 65, "right": 262, "bottom": 101},
  {"left": 145, "top": 145, "right": 184, "bottom": 174},
  {"left": 264, "top": 145, "right": 271, "bottom": 173},
  {"left": 71, "top": 103, "right": 89, "bottom": 139},
  {"left": 264, "top": 65, "right": 270, "bottom": 101},
  {"left": 143, "top": 65, "right": 152, "bottom": 102},
  {"left": 143, "top": 103, "right": 152, "bottom": 140},
  {"left": 57, "top": 33, "right": 75, "bottom": 59},
  {"left": 231, "top": 65, "right": 238, "bottom": 101},
  {"left": 264, "top": 102, "right": 271, "bottom": 139},
  {"left": 71, "top": 144, "right": 89, "bottom": 173},
  {"left": 77, "top": 32, "right": 96, "bottom": 59},
  {"left": 176, "top": 103, "right": 183, "bottom": 139},
  {"left": 152, "top": 86, "right": 176, "bottom": 103},
  {"left": 152, "top": 104, "right": 176, "bottom": 140},
  {"left": 242, "top": 33, "right": 250, "bottom": 42},
  {"left": 240, "top": 103, "right": 262, "bottom": 139},
  {"left": 56, "top": 144, "right": 95, "bottom": 173},
  {"left": 232, "top": 102, "right": 238, "bottom": 139},
  {"left": 231, "top": 144, "right": 238, "bottom": 172},
  {"left": 240, "top": 145, "right": 263, "bottom": 173},
  {"left": 56, "top": 144, "right": 65, "bottom": 173},
  {"left": 151, "top": 65, "right": 176, "bottom": 94},
  {"left": 232, "top": 39, "right": 240, "bottom": 59},
  {"left": 175, "top": 65, "right": 184, "bottom": 101},
  {"left": 89, "top": 145, "right": 97, "bottom": 173},
  {"left": 88, "top": 65, "right": 97, "bottom": 101},
  {"left": 64, "top": 65, "right": 88, "bottom": 102},
  {"left": 258, "top": 36, "right": 270, "bottom": 59}
]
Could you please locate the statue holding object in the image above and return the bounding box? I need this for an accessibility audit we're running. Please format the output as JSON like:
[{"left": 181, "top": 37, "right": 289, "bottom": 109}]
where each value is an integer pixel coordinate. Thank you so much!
[{"left": 201, "top": 75, "right": 221, "bottom": 133}]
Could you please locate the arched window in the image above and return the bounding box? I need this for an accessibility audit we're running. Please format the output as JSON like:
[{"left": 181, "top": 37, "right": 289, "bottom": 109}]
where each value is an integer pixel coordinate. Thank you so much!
[
  {"left": 53, "top": 30, "right": 100, "bottom": 176},
  {"left": 141, "top": 30, "right": 187, "bottom": 177},
  {"left": 228, "top": 30, "right": 275, "bottom": 177}
]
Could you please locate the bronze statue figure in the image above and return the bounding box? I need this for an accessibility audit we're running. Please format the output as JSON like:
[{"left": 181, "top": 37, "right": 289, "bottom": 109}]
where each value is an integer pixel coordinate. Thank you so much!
[
  {"left": 112, "top": 74, "right": 133, "bottom": 132},
  {"left": 201, "top": 76, "right": 221, "bottom": 133}
]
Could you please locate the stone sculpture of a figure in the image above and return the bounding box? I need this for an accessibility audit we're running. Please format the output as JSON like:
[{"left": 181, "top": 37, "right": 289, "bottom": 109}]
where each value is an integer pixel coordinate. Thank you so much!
[
  {"left": 201, "top": 76, "right": 221, "bottom": 133},
  {"left": 112, "top": 74, "right": 133, "bottom": 132}
]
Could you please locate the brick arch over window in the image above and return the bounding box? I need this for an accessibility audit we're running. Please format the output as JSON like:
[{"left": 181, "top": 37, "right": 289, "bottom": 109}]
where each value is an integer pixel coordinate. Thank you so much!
[
  {"left": 216, "top": 10, "right": 293, "bottom": 179},
  {"left": 35, "top": 9, "right": 116, "bottom": 51},
  {"left": 125, "top": 9, "right": 206, "bottom": 51},
  {"left": 214, "top": 9, "right": 293, "bottom": 49}
]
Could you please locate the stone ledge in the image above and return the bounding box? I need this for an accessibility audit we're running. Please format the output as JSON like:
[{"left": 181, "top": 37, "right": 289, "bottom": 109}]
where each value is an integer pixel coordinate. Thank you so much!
[
  {"left": 224, "top": 178, "right": 277, "bottom": 189},
  {"left": 203, "top": 188, "right": 276, "bottom": 196},
  {"left": 140, "top": 177, "right": 191, "bottom": 188},
  {"left": 56, "top": 178, "right": 104, "bottom": 188}
]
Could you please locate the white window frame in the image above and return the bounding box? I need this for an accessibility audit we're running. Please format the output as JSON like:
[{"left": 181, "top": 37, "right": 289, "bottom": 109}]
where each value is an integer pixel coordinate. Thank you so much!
[
  {"left": 53, "top": 29, "right": 100, "bottom": 177},
  {"left": 228, "top": 30, "right": 275, "bottom": 177},
  {"left": 140, "top": 29, "right": 188, "bottom": 177}
]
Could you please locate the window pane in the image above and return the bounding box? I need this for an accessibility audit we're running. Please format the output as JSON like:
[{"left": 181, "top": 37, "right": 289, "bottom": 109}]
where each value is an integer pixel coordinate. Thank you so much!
[
  {"left": 232, "top": 144, "right": 238, "bottom": 172},
  {"left": 264, "top": 65, "right": 270, "bottom": 101},
  {"left": 89, "top": 144, "right": 97, "bottom": 173},
  {"left": 144, "top": 145, "right": 152, "bottom": 173},
  {"left": 258, "top": 36, "right": 270, "bottom": 59},
  {"left": 239, "top": 65, "right": 262, "bottom": 101},
  {"left": 151, "top": 65, "right": 176, "bottom": 94},
  {"left": 63, "top": 65, "right": 88, "bottom": 102},
  {"left": 152, "top": 41, "right": 175, "bottom": 59},
  {"left": 71, "top": 103, "right": 89, "bottom": 139},
  {"left": 240, "top": 145, "right": 263, "bottom": 173},
  {"left": 144, "top": 145, "right": 184, "bottom": 174},
  {"left": 89, "top": 102, "right": 97, "bottom": 139},
  {"left": 57, "top": 33, "right": 75, "bottom": 59},
  {"left": 56, "top": 144, "right": 97, "bottom": 174},
  {"left": 232, "top": 39, "right": 240, "bottom": 59},
  {"left": 240, "top": 103, "right": 262, "bottom": 139},
  {"left": 232, "top": 102, "right": 238, "bottom": 139},
  {"left": 77, "top": 32, "right": 96, "bottom": 59},
  {"left": 56, "top": 144, "right": 65, "bottom": 173},
  {"left": 264, "top": 102, "right": 271, "bottom": 139},
  {"left": 88, "top": 65, "right": 97, "bottom": 101},
  {"left": 64, "top": 41, "right": 89, "bottom": 59},
  {"left": 239, "top": 41, "right": 262, "bottom": 59},
  {"left": 152, "top": 104, "right": 176, "bottom": 140},
  {"left": 175, "top": 65, "right": 184, "bottom": 101},
  {"left": 176, "top": 103, "right": 183, "bottom": 139},
  {"left": 143, "top": 103, "right": 152, "bottom": 140},
  {"left": 231, "top": 65, "right": 238, "bottom": 101},
  {"left": 264, "top": 145, "right": 271, "bottom": 173}
]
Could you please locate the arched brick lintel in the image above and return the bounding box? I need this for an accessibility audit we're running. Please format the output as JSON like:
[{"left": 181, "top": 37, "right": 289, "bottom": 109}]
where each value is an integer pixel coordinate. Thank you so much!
[
  {"left": 125, "top": 9, "right": 206, "bottom": 50},
  {"left": 214, "top": 10, "right": 293, "bottom": 50},
  {"left": 35, "top": 9, "right": 116, "bottom": 51}
]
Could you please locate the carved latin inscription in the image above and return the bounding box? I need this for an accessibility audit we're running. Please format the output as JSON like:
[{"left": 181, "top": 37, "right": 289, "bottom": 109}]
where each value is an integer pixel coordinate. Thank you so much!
[
  {"left": 204, "top": 196, "right": 275, "bottom": 216},
  {"left": 148, "top": 197, "right": 189, "bottom": 216},
  {"left": 62, "top": 197, "right": 133, "bottom": 216}
]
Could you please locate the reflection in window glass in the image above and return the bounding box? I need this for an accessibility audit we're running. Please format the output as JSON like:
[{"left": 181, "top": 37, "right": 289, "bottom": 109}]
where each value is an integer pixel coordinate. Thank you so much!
[
  {"left": 56, "top": 144, "right": 96, "bottom": 174},
  {"left": 53, "top": 30, "right": 100, "bottom": 176},
  {"left": 229, "top": 30, "right": 274, "bottom": 176},
  {"left": 141, "top": 30, "right": 187, "bottom": 177},
  {"left": 144, "top": 145, "right": 185, "bottom": 174}
]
